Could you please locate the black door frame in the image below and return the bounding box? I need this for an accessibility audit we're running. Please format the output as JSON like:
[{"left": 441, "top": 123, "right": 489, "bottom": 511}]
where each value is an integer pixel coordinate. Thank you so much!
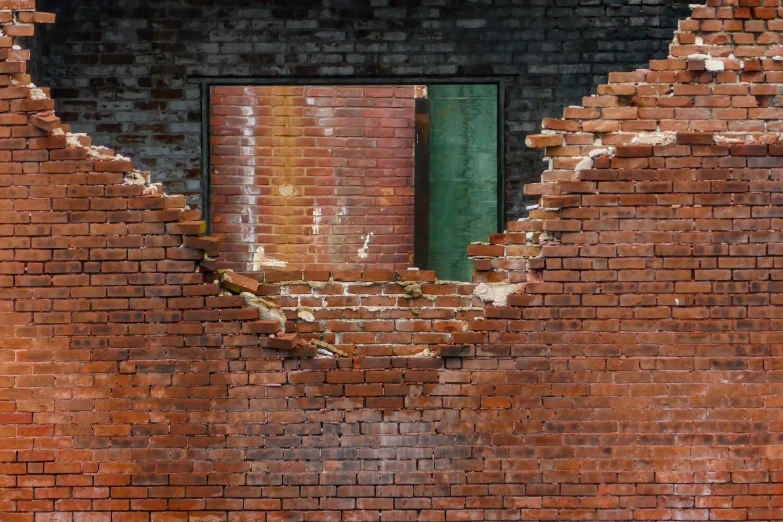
[
  {"left": 188, "top": 76, "right": 508, "bottom": 248},
  {"left": 413, "top": 97, "right": 430, "bottom": 270}
]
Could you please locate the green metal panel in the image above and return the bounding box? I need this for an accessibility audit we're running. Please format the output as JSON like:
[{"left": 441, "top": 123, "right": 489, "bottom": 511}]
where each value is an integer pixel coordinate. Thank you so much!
[{"left": 427, "top": 84, "right": 498, "bottom": 282}]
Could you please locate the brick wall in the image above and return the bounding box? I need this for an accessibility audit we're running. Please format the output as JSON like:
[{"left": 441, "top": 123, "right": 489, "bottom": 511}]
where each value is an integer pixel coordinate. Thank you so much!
[
  {"left": 34, "top": 0, "right": 692, "bottom": 220},
  {"left": 255, "top": 269, "right": 481, "bottom": 358},
  {"left": 210, "top": 85, "right": 415, "bottom": 272},
  {"left": 9, "top": 1, "right": 783, "bottom": 522}
]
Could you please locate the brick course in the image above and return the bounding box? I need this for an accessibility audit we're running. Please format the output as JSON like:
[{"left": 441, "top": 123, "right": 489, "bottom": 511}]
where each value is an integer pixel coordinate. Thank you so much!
[{"left": 6, "top": 1, "right": 783, "bottom": 522}]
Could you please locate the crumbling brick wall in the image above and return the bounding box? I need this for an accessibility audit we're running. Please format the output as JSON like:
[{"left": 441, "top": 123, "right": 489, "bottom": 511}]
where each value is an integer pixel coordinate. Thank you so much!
[
  {"left": 210, "top": 85, "right": 416, "bottom": 272},
  {"left": 5, "top": 1, "right": 783, "bottom": 522},
  {"left": 34, "top": 0, "right": 692, "bottom": 220},
  {"left": 255, "top": 269, "right": 481, "bottom": 358}
]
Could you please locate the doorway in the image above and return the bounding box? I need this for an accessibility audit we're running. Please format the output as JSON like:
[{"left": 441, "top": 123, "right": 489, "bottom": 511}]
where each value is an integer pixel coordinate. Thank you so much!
[{"left": 415, "top": 84, "right": 501, "bottom": 282}]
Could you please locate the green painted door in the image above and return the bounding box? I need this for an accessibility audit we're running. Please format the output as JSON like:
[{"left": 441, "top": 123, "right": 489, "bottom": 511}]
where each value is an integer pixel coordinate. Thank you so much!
[{"left": 427, "top": 84, "right": 499, "bottom": 282}]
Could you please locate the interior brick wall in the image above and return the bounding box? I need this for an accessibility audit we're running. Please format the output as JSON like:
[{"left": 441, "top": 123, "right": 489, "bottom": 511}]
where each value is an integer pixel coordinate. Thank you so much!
[
  {"left": 255, "top": 269, "right": 480, "bottom": 358},
  {"left": 210, "top": 85, "right": 415, "bottom": 272},
  {"left": 33, "top": 0, "right": 692, "bottom": 221},
  {"left": 9, "top": 1, "right": 783, "bottom": 522}
]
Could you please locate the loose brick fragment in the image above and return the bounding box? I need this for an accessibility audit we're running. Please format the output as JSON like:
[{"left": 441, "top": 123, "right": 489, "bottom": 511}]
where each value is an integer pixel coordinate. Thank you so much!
[
  {"left": 17, "top": 11, "right": 55, "bottom": 23},
  {"left": 243, "top": 320, "right": 283, "bottom": 334},
  {"left": 540, "top": 195, "right": 581, "bottom": 209},
  {"left": 183, "top": 235, "right": 221, "bottom": 256},
  {"left": 219, "top": 270, "right": 260, "bottom": 294},
  {"left": 166, "top": 221, "right": 206, "bottom": 235},
  {"left": 525, "top": 133, "right": 565, "bottom": 148},
  {"left": 264, "top": 333, "right": 298, "bottom": 350}
]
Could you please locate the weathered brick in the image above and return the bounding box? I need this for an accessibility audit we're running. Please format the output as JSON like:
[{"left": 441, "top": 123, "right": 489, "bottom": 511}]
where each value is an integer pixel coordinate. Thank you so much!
[{"left": 0, "top": 3, "right": 779, "bottom": 522}]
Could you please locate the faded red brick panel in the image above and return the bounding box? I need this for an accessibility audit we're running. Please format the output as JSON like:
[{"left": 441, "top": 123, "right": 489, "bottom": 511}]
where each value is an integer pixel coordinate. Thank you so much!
[{"left": 210, "top": 85, "right": 416, "bottom": 272}]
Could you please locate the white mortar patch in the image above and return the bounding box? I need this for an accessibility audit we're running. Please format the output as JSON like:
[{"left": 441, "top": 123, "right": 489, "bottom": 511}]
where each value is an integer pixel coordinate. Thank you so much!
[
  {"left": 313, "top": 207, "right": 322, "bottom": 235},
  {"left": 473, "top": 283, "right": 525, "bottom": 307},
  {"left": 358, "top": 233, "right": 374, "bottom": 260},
  {"left": 251, "top": 246, "right": 287, "bottom": 271}
]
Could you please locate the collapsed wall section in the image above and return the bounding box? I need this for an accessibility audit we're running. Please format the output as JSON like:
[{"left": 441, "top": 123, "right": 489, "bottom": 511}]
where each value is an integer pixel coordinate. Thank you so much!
[{"left": 253, "top": 269, "right": 482, "bottom": 358}]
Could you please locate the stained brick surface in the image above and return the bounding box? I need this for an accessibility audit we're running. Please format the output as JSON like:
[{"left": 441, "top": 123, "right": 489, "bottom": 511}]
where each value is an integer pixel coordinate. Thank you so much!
[
  {"left": 210, "top": 85, "right": 415, "bottom": 272},
  {"left": 5, "top": 1, "right": 783, "bottom": 522}
]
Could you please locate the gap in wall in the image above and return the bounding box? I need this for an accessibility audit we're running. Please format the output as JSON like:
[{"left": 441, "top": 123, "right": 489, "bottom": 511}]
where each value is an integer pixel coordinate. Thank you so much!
[{"left": 207, "top": 83, "right": 500, "bottom": 281}]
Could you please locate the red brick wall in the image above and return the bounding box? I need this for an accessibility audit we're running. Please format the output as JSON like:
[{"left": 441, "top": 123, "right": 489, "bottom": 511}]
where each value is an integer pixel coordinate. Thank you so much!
[
  {"left": 255, "top": 269, "right": 481, "bottom": 357},
  {"left": 6, "top": 2, "right": 783, "bottom": 522},
  {"left": 210, "top": 85, "right": 415, "bottom": 272}
]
